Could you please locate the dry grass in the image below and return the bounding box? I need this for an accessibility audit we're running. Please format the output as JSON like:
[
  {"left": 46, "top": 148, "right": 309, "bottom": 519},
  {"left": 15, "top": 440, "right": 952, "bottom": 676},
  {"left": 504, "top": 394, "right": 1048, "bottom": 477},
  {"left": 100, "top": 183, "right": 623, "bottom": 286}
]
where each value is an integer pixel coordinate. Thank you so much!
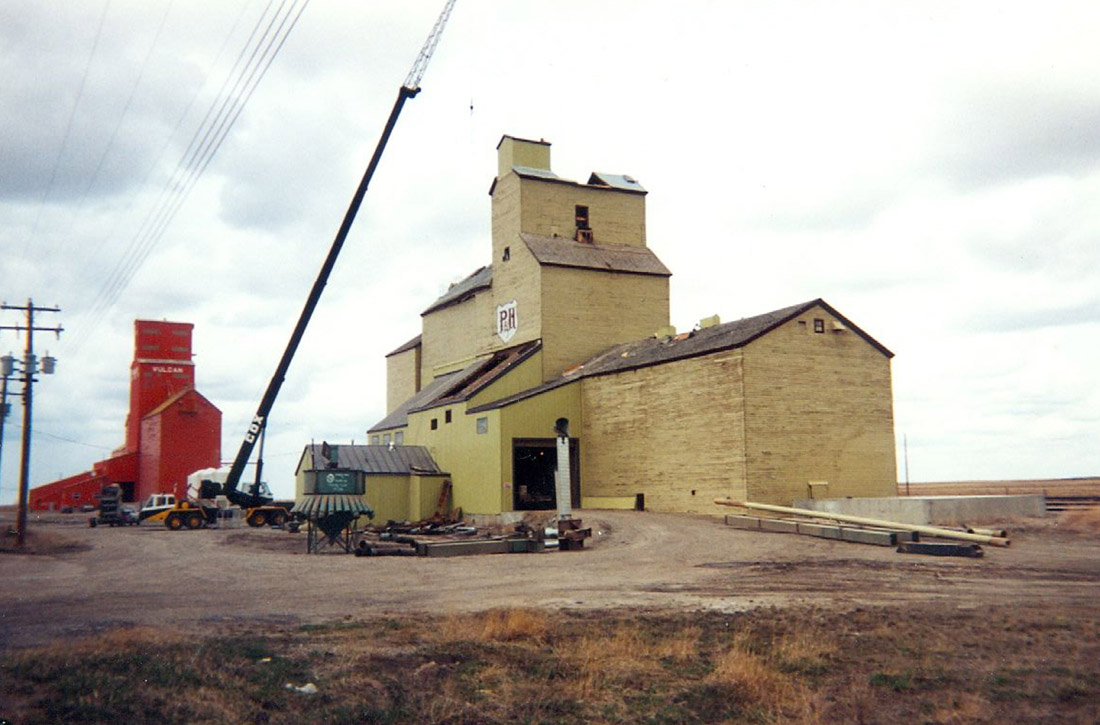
[
  {"left": 1059, "top": 506, "right": 1100, "bottom": 534},
  {"left": 2, "top": 604, "right": 1098, "bottom": 724}
]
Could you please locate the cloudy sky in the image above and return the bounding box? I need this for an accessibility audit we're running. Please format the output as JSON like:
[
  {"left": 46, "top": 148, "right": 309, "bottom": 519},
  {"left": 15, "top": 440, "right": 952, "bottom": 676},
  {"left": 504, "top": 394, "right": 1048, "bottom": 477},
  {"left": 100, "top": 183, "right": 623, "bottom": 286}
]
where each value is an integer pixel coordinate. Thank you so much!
[{"left": 2, "top": 1, "right": 1098, "bottom": 503}]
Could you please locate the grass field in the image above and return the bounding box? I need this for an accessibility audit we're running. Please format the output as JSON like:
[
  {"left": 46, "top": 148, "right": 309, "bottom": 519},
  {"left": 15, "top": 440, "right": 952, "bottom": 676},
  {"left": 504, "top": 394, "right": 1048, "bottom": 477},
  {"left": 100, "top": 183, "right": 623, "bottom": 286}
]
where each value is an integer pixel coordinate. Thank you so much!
[{"left": 3, "top": 602, "right": 1098, "bottom": 724}]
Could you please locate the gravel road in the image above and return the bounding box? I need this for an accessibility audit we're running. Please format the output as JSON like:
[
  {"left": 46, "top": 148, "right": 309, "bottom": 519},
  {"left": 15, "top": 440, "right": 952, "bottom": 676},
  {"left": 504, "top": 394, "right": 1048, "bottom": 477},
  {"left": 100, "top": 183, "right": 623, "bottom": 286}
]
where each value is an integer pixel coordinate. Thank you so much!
[{"left": 2, "top": 509, "right": 1097, "bottom": 650}]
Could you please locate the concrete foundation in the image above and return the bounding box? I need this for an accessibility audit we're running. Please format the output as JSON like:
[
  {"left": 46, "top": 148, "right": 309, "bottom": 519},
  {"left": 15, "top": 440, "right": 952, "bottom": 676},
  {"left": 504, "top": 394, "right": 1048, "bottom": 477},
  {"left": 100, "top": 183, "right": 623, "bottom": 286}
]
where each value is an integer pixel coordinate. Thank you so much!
[{"left": 794, "top": 495, "right": 1045, "bottom": 525}]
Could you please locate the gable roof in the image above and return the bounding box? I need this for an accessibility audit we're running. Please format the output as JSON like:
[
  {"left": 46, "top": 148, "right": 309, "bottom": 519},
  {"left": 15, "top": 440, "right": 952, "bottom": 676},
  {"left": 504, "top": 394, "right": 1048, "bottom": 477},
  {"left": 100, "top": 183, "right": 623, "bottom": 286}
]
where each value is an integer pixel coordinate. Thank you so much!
[
  {"left": 422, "top": 265, "right": 493, "bottom": 316},
  {"left": 521, "top": 233, "right": 671, "bottom": 277},
  {"left": 468, "top": 299, "right": 892, "bottom": 413},
  {"left": 142, "top": 388, "right": 220, "bottom": 419},
  {"left": 300, "top": 444, "right": 443, "bottom": 475}
]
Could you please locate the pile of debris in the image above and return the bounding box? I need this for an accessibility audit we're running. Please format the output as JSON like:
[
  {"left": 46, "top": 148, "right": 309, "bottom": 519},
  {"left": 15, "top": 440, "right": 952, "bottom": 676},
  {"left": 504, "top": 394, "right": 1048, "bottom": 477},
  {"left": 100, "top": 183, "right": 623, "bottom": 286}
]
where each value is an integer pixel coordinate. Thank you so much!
[
  {"left": 715, "top": 499, "right": 1011, "bottom": 558},
  {"left": 353, "top": 516, "right": 590, "bottom": 558}
]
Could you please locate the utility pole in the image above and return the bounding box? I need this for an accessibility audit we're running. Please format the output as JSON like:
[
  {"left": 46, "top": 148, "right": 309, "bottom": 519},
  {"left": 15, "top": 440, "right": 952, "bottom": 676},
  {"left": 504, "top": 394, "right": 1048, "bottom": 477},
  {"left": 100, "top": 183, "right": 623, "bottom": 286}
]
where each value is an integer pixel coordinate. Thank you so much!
[{"left": 1, "top": 299, "right": 62, "bottom": 548}]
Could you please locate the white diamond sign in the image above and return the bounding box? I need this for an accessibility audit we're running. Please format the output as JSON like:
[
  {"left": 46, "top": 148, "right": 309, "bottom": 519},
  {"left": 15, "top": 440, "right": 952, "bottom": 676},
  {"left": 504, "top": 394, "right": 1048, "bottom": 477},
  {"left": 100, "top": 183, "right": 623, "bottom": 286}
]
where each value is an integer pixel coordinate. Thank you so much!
[{"left": 496, "top": 300, "right": 518, "bottom": 343}]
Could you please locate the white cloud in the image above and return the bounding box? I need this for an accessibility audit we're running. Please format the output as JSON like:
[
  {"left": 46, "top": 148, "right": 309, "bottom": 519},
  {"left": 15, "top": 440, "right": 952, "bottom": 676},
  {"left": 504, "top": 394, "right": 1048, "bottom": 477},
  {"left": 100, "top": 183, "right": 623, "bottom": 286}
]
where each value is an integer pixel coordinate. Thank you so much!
[{"left": 3, "top": 1, "right": 1099, "bottom": 503}]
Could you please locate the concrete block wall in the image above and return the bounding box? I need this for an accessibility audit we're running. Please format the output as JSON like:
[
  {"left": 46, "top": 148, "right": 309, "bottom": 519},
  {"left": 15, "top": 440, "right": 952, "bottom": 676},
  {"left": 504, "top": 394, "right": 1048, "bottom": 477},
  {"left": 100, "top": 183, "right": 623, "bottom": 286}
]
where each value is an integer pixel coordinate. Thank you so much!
[{"left": 795, "top": 495, "right": 1046, "bottom": 525}]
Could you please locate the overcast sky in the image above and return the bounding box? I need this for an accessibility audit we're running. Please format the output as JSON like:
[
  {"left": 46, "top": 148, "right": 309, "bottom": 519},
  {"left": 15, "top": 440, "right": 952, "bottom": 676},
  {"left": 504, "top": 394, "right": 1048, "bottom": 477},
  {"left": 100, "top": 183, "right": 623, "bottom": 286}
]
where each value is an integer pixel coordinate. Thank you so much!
[{"left": 2, "top": 1, "right": 1098, "bottom": 504}]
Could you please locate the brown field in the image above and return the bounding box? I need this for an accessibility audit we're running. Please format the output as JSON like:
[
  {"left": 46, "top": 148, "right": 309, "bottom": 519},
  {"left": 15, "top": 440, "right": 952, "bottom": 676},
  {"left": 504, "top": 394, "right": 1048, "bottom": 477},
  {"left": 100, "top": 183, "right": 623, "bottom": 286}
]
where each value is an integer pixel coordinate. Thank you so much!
[
  {"left": 896, "top": 477, "right": 1100, "bottom": 497},
  {"left": 2, "top": 505, "right": 1099, "bottom": 723}
]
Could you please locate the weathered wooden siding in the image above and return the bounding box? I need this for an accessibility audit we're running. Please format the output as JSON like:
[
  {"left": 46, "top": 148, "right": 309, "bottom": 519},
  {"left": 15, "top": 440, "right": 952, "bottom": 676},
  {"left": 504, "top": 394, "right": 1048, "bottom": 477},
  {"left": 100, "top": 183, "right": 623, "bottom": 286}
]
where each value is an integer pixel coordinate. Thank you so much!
[
  {"left": 540, "top": 266, "right": 669, "bottom": 380},
  {"left": 742, "top": 310, "right": 896, "bottom": 504},
  {"left": 580, "top": 350, "right": 748, "bottom": 513},
  {"left": 386, "top": 345, "right": 420, "bottom": 414},
  {"left": 519, "top": 177, "right": 646, "bottom": 247},
  {"left": 420, "top": 290, "right": 495, "bottom": 378}
]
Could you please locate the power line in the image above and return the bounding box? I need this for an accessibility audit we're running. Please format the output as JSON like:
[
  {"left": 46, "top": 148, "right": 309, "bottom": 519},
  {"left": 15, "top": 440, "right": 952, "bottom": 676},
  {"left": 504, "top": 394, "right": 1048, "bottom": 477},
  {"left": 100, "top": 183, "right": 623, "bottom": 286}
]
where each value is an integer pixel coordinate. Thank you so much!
[
  {"left": 48, "top": 0, "right": 178, "bottom": 263},
  {"left": 70, "top": 0, "right": 312, "bottom": 353},
  {"left": 22, "top": 0, "right": 113, "bottom": 258}
]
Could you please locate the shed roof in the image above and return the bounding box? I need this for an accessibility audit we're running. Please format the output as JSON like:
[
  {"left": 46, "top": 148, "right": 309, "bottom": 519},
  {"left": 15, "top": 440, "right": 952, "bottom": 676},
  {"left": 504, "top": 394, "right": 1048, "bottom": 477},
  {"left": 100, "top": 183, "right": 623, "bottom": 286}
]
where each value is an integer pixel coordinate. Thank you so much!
[
  {"left": 370, "top": 340, "right": 542, "bottom": 432},
  {"left": 422, "top": 265, "right": 493, "bottom": 316},
  {"left": 587, "top": 171, "right": 646, "bottom": 193},
  {"left": 301, "top": 443, "right": 443, "bottom": 475},
  {"left": 385, "top": 334, "right": 421, "bottom": 358},
  {"left": 521, "top": 233, "right": 670, "bottom": 277},
  {"left": 369, "top": 370, "right": 465, "bottom": 432}
]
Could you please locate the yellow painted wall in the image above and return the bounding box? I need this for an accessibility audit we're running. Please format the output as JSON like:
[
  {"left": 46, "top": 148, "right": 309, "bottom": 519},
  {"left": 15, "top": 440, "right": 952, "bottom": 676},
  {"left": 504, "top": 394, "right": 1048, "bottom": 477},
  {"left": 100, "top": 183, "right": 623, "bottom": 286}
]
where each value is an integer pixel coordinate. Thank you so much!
[
  {"left": 580, "top": 350, "right": 748, "bottom": 514},
  {"left": 386, "top": 346, "right": 420, "bottom": 414},
  {"left": 742, "top": 310, "right": 896, "bottom": 504},
  {"left": 363, "top": 474, "right": 412, "bottom": 523},
  {"left": 498, "top": 383, "right": 583, "bottom": 510},
  {"left": 540, "top": 265, "right": 669, "bottom": 380},
  {"left": 406, "top": 403, "right": 503, "bottom": 515}
]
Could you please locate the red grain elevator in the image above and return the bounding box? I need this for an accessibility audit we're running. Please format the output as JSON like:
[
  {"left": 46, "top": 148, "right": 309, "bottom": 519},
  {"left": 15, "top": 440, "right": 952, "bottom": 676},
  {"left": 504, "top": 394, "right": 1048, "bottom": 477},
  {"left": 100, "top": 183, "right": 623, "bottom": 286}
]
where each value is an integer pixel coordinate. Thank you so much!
[{"left": 29, "top": 320, "right": 222, "bottom": 510}]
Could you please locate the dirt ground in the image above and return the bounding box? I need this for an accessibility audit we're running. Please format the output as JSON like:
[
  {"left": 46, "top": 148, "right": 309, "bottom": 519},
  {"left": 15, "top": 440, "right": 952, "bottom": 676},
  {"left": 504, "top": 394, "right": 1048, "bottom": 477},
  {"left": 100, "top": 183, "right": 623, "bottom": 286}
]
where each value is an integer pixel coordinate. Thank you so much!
[{"left": 2, "top": 508, "right": 1098, "bottom": 652}]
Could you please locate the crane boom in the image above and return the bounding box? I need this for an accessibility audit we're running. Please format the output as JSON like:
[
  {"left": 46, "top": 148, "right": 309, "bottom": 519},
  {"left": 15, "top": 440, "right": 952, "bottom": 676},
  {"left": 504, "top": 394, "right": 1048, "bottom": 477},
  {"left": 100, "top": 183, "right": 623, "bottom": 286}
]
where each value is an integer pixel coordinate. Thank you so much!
[{"left": 223, "top": 1, "right": 457, "bottom": 506}]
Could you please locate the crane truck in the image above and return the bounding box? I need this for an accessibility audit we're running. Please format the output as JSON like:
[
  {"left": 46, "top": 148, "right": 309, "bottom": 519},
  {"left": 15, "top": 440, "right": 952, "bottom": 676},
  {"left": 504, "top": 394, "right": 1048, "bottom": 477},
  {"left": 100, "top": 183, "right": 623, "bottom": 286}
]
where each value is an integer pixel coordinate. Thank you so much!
[{"left": 162, "top": 0, "right": 457, "bottom": 530}]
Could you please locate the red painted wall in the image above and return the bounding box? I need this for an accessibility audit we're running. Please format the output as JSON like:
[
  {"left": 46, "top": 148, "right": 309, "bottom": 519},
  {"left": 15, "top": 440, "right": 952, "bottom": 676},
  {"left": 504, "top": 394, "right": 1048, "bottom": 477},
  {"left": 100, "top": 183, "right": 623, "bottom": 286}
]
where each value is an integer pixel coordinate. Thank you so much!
[{"left": 137, "top": 389, "right": 221, "bottom": 501}]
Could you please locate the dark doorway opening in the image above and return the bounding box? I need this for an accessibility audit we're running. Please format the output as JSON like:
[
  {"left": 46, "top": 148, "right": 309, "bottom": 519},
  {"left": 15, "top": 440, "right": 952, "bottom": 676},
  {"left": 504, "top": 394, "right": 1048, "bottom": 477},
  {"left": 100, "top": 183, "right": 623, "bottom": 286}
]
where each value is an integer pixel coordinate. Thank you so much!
[
  {"left": 118, "top": 481, "right": 136, "bottom": 503},
  {"left": 512, "top": 438, "right": 579, "bottom": 511}
]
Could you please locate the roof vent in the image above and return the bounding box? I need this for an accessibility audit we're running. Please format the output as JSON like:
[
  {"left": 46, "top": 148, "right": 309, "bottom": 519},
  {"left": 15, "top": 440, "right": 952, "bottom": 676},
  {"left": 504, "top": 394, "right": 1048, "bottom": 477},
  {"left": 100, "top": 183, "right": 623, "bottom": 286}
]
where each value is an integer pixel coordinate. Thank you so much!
[{"left": 698, "top": 314, "right": 721, "bottom": 329}]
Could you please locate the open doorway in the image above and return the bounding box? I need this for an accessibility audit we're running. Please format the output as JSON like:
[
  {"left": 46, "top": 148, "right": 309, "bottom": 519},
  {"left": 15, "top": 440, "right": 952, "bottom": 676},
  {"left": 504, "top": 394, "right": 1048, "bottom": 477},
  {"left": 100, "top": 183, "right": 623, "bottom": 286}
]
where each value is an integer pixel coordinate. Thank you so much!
[{"left": 512, "top": 437, "right": 579, "bottom": 511}]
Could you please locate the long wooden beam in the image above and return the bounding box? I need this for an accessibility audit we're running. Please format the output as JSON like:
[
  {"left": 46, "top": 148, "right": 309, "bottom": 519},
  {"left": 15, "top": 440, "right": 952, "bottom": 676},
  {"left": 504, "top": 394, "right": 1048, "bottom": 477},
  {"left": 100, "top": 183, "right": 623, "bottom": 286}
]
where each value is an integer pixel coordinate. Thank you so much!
[{"left": 714, "top": 499, "right": 1011, "bottom": 547}]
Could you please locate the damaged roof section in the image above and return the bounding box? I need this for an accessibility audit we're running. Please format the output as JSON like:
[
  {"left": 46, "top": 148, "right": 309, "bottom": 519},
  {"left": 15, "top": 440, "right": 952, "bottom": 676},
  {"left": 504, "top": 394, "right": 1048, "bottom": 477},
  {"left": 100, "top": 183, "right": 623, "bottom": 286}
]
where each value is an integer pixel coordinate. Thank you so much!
[
  {"left": 521, "top": 233, "right": 670, "bottom": 276},
  {"left": 370, "top": 340, "right": 542, "bottom": 432},
  {"left": 418, "top": 340, "right": 541, "bottom": 410},
  {"left": 422, "top": 265, "right": 493, "bottom": 316},
  {"left": 569, "top": 299, "right": 893, "bottom": 379},
  {"left": 370, "top": 370, "right": 465, "bottom": 432},
  {"left": 469, "top": 299, "right": 893, "bottom": 413}
]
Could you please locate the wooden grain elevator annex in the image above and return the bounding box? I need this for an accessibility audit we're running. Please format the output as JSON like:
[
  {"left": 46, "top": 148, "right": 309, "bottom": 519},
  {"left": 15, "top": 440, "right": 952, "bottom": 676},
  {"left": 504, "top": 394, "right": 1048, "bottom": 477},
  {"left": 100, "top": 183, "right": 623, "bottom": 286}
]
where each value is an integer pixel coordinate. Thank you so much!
[{"left": 362, "top": 135, "right": 898, "bottom": 518}]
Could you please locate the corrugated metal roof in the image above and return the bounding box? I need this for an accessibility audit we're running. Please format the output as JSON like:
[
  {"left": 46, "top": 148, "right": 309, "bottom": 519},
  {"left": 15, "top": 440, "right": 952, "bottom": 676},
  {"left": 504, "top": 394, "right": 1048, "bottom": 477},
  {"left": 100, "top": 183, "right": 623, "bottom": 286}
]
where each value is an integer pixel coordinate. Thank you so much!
[
  {"left": 291, "top": 494, "right": 374, "bottom": 518},
  {"left": 588, "top": 171, "right": 646, "bottom": 193},
  {"left": 422, "top": 266, "right": 493, "bottom": 315},
  {"left": 521, "top": 233, "right": 671, "bottom": 276},
  {"left": 303, "top": 444, "right": 443, "bottom": 475}
]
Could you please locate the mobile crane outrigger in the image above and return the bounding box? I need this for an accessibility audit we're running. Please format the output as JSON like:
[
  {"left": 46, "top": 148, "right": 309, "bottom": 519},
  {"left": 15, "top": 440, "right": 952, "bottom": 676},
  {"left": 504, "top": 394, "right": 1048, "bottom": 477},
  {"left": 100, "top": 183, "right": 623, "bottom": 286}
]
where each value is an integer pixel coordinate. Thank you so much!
[{"left": 164, "top": 1, "right": 457, "bottom": 530}]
